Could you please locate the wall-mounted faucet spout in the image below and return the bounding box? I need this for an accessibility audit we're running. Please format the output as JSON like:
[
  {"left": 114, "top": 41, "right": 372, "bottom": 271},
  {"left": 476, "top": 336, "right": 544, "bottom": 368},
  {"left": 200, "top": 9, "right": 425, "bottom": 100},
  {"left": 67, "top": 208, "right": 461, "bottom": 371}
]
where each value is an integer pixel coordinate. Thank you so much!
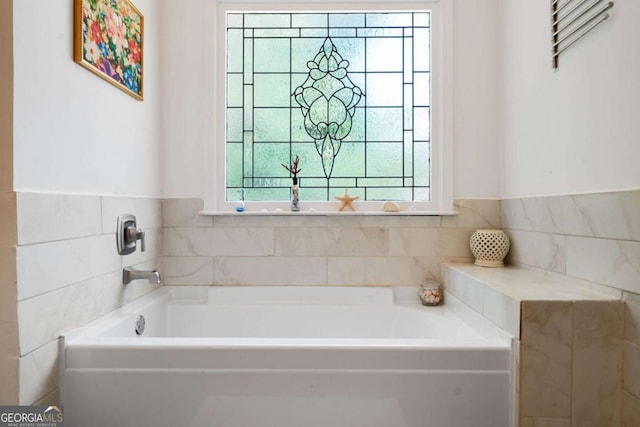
[{"left": 123, "top": 267, "right": 162, "bottom": 285}]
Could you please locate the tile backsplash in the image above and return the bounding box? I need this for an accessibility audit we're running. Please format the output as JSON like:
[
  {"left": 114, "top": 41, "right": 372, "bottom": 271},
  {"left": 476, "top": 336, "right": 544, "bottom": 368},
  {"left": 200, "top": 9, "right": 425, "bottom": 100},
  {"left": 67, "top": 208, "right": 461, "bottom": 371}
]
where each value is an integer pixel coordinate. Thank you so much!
[
  {"left": 14, "top": 192, "right": 162, "bottom": 405},
  {"left": 502, "top": 189, "right": 640, "bottom": 426},
  {"left": 160, "top": 198, "right": 500, "bottom": 286}
]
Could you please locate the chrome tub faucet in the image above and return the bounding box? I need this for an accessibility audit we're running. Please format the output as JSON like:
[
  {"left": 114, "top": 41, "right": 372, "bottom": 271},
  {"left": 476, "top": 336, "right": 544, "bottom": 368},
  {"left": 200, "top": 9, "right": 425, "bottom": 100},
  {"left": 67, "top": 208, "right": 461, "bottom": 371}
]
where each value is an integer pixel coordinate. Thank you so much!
[{"left": 123, "top": 267, "right": 162, "bottom": 285}]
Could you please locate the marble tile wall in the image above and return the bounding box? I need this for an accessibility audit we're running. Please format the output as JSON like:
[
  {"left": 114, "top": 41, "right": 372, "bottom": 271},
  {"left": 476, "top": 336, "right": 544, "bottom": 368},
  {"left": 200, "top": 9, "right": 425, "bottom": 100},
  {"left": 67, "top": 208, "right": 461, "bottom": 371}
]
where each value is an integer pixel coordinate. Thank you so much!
[
  {"left": 15, "top": 192, "right": 162, "bottom": 405},
  {"left": 160, "top": 198, "right": 501, "bottom": 287},
  {"left": 502, "top": 189, "right": 640, "bottom": 426},
  {"left": 443, "top": 262, "right": 624, "bottom": 427},
  {"left": 520, "top": 301, "right": 624, "bottom": 426}
]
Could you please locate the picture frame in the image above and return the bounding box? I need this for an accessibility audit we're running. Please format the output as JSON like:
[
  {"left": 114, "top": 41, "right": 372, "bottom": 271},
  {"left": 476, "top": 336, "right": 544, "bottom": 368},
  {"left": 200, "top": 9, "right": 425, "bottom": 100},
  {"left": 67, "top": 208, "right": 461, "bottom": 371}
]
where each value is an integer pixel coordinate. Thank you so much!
[{"left": 73, "top": 0, "right": 144, "bottom": 101}]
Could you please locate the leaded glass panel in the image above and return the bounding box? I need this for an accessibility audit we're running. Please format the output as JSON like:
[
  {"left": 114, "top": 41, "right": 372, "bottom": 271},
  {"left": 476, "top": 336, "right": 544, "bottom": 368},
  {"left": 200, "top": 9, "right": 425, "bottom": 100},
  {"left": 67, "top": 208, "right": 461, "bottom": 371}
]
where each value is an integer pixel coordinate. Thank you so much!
[{"left": 226, "top": 11, "right": 431, "bottom": 202}]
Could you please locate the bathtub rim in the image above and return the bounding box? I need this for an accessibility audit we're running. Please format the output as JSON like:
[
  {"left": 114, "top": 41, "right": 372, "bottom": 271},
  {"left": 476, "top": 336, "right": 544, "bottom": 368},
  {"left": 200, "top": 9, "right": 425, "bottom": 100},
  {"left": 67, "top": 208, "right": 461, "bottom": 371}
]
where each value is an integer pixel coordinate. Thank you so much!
[{"left": 60, "top": 285, "right": 513, "bottom": 345}]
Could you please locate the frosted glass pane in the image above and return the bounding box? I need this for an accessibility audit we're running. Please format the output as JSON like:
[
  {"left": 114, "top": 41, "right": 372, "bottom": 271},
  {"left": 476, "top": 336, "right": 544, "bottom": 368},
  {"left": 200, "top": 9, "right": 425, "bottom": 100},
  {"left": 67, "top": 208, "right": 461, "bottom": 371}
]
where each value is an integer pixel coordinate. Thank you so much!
[
  {"left": 404, "top": 38, "right": 413, "bottom": 83},
  {"left": 332, "top": 38, "right": 365, "bottom": 72},
  {"left": 254, "top": 39, "right": 290, "bottom": 72},
  {"left": 344, "top": 108, "right": 365, "bottom": 142},
  {"left": 366, "top": 13, "right": 412, "bottom": 27},
  {"left": 245, "top": 188, "right": 290, "bottom": 201},
  {"left": 415, "top": 13, "right": 430, "bottom": 27},
  {"left": 347, "top": 72, "right": 366, "bottom": 94},
  {"left": 243, "top": 87, "right": 253, "bottom": 129},
  {"left": 243, "top": 39, "right": 253, "bottom": 84},
  {"left": 403, "top": 131, "right": 413, "bottom": 175},
  {"left": 367, "top": 188, "right": 412, "bottom": 201},
  {"left": 357, "top": 177, "right": 403, "bottom": 187},
  {"left": 300, "top": 29, "right": 328, "bottom": 38},
  {"left": 301, "top": 178, "right": 330, "bottom": 188},
  {"left": 243, "top": 132, "right": 253, "bottom": 176},
  {"left": 329, "top": 29, "right": 357, "bottom": 38},
  {"left": 255, "top": 29, "right": 299, "bottom": 38},
  {"left": 326, "top": 178, "right": 356, "bottom": 189},
  {"left": 299, "top": 187, "right": 331, "bottom": 201},
  {"left": 227, "top": 74, "right": 243, "bottom": 107},
  {"left": 292, "top": 13, "right": 327, "bottom": 28},
  {"left": 404, "top": 86, "right": 413, "bottom": 128},
  {"left": 414, "top": 142, "right": 430, "bottom": 186},
  {"left": 366, "top": 73, "right": 403, "bottom": 107},
  {"left": 414, "top": 29, "right": 430, "bottom": 71},
  {"left": 254, "top": 74, "right": 291, "bottom": 107},
  {"left": 414, "top": 187, "right": 430, "bottom": 201},
  {"left": 254, "top": 109, "right": 290, "bottom": 142},
  {"left": 414, "top": 107, "right": 430, "bottom": 141},
  {"left": 291, "top": 143, "right": 325, "bottom": 176},
  {"left": 227, "top": 108, "right": 243, "bottom": 142},
  {"left": 292, "top": 38, "right": 324, "bottom": 73},
  {"left": 291, "top": 112, "right": 313, "bottom": 142},
  {"left": 245, "top": 14, "right": 290, "bottom": 28},
  {"left": 226, "top": 143, "right": 243, "bottom": 187},
  {"left": 227, "top": 30, "right": 243, "bottom": 72},
  {"left": 227, "top": 14, "right": 243, "bottom": 28},
  {"left": 366, "top": 108, "right": 403, "bottom": 142},
  {"left": 366, "top": 143, "right": 403, "bottom": 177},
  {"left": 331, "top": 142, "right": 365, "bottom": 177},
  {"left": 366, "top": 38, "right": 403, "bottom": 72},
  {"left": 357, "top": 28, "right": 403, "bottom": 37},
  {"left": 414, "top": 72, "right": 430, "bottom": 106},
  {"left": 329, "top": 13, "right": 365, "bottom": 28},
  {"left": 254, "top": 143, "right": 290, "bottom": 177}
]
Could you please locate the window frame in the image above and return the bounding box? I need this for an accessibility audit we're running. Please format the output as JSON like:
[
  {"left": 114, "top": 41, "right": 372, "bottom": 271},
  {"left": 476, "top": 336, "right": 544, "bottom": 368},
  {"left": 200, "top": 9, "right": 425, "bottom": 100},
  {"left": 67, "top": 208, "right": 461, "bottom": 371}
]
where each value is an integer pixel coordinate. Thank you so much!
[{"left": 204, "top": 0, "right": 453, "bottom": 214}]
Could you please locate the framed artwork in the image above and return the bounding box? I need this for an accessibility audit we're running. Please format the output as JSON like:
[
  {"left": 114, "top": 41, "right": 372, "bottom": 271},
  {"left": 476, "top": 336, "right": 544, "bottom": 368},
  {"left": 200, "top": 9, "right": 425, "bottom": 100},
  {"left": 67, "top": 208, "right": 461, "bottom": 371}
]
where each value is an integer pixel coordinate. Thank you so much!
[{"left": 73, "top": 0, "right": 144, "bottom": 101}]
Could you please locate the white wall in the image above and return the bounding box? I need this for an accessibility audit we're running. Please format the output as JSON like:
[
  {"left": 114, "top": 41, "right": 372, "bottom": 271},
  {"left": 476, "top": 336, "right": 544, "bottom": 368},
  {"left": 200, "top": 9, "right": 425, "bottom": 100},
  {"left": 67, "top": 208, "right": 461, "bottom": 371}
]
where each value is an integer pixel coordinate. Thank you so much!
[
  {"left": 503, "top": 1, "right": 640, "bottom": 198},
  {"left": 453, "top": 0, "right": 503, "bottom": 199},
  {"left": 13, "top": 0, "right": 161, "bottom": 197},
  {"left": 159, "top": 0, "right": 503, "bottom": 200},
  {"left": 159, "top": 0, "right": 207, "bottom": 199}
]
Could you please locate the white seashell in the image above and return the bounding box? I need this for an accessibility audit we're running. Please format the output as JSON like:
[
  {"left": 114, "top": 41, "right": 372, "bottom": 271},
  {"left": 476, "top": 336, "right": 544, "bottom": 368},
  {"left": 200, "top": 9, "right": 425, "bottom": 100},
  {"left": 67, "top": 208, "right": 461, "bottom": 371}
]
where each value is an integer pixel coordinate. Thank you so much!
[{"left": 383, "top": 201, "right": 401, "bottom": 212}]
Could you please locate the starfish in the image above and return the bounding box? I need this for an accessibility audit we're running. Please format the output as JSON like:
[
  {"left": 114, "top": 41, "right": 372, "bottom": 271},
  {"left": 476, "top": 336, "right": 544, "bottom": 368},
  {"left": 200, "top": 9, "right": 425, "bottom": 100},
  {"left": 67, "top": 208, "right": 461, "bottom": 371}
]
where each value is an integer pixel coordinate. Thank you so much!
[{"left": 335, "top": 188, "right": 359, "bottom": 211}]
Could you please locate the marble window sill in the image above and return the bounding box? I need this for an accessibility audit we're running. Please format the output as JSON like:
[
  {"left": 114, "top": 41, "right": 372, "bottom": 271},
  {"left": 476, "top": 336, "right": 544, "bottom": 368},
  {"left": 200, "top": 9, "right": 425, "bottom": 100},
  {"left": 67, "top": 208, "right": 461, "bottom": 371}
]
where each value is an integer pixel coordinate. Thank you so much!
[{"left": 199, "top": 210, "right": 459, "bottom": 217}]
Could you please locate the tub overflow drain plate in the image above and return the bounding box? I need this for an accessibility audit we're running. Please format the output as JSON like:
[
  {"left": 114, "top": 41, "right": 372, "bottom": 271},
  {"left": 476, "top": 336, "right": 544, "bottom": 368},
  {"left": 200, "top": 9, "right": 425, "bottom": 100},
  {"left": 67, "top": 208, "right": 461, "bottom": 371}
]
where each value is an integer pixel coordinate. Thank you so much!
[{"left": 135, "top": 315, "right": 146, "bottom": 335}]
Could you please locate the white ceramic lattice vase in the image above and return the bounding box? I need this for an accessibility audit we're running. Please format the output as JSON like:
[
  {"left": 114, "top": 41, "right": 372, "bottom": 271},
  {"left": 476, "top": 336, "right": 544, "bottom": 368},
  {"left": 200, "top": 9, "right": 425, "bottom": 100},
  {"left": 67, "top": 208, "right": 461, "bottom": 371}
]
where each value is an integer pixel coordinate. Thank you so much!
[{"left": 469, "top": 229, "right": 511, "bottom": 267}]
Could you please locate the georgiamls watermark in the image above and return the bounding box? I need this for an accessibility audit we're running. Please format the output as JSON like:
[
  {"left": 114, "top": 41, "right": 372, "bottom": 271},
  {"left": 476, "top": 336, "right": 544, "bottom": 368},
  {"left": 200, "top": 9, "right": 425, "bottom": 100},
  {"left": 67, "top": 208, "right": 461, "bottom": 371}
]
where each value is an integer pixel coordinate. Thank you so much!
[{"left": 0, "top": 406, "right": 63, "bottom": 427}]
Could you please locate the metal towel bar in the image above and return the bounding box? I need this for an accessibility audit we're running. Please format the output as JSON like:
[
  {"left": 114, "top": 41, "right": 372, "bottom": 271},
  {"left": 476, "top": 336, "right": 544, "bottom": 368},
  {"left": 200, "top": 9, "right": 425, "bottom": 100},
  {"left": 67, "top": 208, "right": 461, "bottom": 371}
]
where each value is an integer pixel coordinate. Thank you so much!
[{"left": 551, "top": 0, "right": 614, "bottom": 69}]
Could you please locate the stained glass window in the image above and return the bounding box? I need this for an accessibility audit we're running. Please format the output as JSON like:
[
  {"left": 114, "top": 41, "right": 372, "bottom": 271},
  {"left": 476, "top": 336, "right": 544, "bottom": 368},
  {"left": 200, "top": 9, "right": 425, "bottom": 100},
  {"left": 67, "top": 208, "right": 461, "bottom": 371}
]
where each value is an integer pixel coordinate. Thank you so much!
[{"left": 226, "top": 12, "right": 431, "bottom": 202}]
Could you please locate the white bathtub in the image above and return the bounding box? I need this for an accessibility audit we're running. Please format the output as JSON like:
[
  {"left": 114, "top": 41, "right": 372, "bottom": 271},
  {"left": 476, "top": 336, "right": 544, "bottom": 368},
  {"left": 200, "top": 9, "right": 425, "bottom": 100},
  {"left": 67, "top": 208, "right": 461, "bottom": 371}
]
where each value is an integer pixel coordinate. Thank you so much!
[{"left": 61, "top": 286, "right": 513, "bottom": 427}]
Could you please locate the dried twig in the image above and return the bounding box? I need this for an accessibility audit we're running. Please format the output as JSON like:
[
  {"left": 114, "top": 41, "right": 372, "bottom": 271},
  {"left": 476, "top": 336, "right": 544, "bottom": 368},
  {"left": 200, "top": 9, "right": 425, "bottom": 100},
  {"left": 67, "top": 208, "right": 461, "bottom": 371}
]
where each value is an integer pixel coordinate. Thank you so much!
[{"left": 282, "top": 155, "right": 302, "bottom": 177}]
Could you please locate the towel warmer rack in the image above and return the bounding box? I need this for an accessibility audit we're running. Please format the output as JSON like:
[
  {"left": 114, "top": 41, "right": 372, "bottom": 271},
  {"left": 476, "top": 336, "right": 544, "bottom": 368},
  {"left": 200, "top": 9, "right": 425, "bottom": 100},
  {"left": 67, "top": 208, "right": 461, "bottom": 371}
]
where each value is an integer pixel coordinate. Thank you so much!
[{"left": 551, "top": 0, "right": 614, "bottom": 69}]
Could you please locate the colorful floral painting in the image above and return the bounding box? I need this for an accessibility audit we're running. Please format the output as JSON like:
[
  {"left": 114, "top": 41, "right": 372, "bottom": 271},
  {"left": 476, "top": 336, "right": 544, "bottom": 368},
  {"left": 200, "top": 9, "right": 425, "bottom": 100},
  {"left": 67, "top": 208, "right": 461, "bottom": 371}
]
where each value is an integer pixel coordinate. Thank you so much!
[{"left": 74, "top": 0, "right": 144, "bottom": 100}]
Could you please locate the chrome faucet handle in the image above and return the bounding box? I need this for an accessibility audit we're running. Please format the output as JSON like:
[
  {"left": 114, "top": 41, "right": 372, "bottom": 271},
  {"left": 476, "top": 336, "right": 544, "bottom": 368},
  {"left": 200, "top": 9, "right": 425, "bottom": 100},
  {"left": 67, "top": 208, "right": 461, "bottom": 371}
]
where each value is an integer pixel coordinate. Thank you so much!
[
  {"left": 116, "top": 214, "right": 147, "bottom": 255},
  {"left": 126, "top": 226, "right": 146, "bottom": 252}
]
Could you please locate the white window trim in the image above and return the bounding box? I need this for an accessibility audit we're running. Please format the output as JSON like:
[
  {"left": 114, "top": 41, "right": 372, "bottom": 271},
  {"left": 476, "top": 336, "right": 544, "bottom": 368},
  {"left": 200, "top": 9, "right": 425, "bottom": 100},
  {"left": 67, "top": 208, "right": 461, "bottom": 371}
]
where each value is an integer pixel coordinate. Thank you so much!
[{"left": 203, "top": 0, "right": 453, "bottom": 215}]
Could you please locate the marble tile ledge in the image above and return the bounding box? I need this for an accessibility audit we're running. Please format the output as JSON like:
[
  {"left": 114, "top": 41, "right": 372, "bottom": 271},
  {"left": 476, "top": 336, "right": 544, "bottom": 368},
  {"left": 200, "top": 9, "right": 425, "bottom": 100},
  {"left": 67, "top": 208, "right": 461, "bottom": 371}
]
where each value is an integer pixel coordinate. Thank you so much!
[{"left": 442, "top": 262, "right": 621, "bottom": 338}]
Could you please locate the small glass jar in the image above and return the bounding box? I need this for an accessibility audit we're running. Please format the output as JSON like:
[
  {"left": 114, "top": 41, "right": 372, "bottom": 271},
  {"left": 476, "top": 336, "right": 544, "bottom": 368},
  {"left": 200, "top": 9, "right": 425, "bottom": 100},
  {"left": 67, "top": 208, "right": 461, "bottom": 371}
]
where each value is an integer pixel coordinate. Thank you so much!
[{"left": 419, "top": 280, "right": 443, "bottom": 306}]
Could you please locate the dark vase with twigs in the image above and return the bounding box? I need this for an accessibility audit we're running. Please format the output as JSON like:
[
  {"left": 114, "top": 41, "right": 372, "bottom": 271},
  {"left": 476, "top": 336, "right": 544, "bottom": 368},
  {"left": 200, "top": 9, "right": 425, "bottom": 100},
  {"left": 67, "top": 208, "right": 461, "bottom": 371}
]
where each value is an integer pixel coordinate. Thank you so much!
[{"left": 282, "top": 155, "right": 302, "bottom": 212}]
